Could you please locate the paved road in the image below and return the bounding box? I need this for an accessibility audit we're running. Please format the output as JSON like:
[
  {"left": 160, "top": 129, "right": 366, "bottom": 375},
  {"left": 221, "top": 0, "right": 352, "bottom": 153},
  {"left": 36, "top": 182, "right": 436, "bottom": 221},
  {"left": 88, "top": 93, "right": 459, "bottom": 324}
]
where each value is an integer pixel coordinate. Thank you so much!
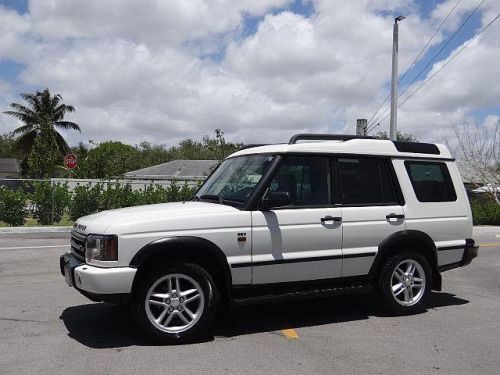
[{"left": 0, "top": 228, "right": 499, "bottom": 375}]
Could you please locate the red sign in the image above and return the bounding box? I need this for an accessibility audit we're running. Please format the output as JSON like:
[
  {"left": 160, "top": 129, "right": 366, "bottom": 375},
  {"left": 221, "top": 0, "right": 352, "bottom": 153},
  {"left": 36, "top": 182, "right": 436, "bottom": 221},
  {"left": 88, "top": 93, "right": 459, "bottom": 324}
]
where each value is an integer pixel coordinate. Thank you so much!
[{"left": 64, "top": 154, "right": 78, "bottom": 169}]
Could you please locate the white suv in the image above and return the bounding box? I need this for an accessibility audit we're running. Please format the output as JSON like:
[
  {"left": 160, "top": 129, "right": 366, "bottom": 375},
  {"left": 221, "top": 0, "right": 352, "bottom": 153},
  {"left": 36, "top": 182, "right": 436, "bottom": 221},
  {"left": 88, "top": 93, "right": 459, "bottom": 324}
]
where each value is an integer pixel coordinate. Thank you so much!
[{"left": 60, "top": 134, "right": 479, "bottom": 343}]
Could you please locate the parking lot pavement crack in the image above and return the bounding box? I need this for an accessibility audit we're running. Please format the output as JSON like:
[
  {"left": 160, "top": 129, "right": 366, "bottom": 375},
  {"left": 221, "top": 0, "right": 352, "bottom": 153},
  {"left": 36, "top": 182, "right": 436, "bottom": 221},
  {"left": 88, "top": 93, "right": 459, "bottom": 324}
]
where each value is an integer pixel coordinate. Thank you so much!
[{"left": 0, "top": 317, "right": 50, "bottom": 323}]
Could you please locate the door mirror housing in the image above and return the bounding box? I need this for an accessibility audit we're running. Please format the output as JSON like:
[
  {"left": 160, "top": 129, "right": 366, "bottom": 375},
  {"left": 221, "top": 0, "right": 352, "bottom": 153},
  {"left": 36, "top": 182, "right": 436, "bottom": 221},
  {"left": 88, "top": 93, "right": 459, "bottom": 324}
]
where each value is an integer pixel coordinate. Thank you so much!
[{"left": 260, "top": 189, "right": 291, "bottom": 210}]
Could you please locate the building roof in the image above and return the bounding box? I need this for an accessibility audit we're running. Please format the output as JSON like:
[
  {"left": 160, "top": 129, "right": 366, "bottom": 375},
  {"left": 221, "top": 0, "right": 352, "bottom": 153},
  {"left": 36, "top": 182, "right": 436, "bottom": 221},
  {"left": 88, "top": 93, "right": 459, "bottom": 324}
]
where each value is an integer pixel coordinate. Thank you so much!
[
  {"left": 230, "top": 139, "right": 453, "bottom": 160},
  {"left": 125, "top": 159, "right": 219, "bottom": 180},
  {"left": 0, "top": 158, "right": 20, "bottom": 174}
]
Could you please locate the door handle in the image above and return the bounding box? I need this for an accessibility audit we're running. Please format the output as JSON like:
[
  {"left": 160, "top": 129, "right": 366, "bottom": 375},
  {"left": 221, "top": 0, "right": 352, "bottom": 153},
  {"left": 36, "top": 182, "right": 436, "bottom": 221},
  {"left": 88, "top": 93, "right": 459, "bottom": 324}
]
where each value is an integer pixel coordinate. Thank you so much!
[
  {"left": 321, "top": 216, "right": 342, "bottom": 223},
  {"left": 386, "top": 213, "right": 405, "bottom": 219}
]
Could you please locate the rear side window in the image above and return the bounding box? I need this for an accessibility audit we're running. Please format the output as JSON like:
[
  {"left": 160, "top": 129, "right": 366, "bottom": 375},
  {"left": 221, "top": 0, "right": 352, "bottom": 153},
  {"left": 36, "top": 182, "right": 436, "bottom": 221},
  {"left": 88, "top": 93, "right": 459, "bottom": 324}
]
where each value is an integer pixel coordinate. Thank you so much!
[
  {"left": 404, "top": 161, "right": 457, "bottom": 202},
  {"left": 337, "top": 157, "right": 398, "bottom": 205}
]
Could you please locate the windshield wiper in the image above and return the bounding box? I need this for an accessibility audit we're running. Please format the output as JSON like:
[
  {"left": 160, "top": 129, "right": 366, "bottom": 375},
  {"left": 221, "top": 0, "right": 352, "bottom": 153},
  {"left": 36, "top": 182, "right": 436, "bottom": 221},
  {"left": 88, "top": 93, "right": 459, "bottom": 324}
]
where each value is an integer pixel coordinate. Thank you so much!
[{"left": 197, "top": 194, "right": 242, "bottom": 205}]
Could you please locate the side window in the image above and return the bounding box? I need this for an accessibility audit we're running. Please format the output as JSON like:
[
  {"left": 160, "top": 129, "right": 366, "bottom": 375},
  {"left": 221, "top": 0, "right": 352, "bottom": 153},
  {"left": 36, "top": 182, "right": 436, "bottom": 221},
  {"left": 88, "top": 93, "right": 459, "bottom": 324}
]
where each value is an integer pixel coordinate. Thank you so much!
[
  {"left": 337, "top": 157, "right": 398, "bottom": 205},
  {"left": 270, "top": 157, "right": 331, "bottom": 206},
  {"left": 404, "top": 161, "right": 457, "bottom": 202}
]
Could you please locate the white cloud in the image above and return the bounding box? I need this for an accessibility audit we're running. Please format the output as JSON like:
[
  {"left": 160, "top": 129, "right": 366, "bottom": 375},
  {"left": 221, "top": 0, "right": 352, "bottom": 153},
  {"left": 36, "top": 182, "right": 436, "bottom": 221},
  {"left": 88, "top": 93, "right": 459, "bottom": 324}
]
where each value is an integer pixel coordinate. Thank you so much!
[
  {"left": 0, "top": 0, "right": 499, "bottom": 146},
  {"left": 28, "top": 0, "right": 291, "bottom": 47},
  {"left": 0, "top": 5, "right": 35, "bottom": 62}
]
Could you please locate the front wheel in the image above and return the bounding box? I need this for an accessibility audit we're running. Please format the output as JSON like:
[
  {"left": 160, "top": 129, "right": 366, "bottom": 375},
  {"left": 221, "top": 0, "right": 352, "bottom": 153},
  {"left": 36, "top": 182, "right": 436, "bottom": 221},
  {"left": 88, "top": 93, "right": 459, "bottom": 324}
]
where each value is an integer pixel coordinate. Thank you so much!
[
  {"left": 131, "top": 263, "right": 218, "bottom": 344},
  {"left": 378, "top": 252, "right": 432, "bottom": 315}
]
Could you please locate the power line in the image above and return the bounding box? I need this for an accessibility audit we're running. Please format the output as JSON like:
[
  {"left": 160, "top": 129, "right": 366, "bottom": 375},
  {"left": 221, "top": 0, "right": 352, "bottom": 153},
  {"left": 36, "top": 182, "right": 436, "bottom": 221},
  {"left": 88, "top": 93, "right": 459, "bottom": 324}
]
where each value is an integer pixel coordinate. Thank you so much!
[
  {"left": 400, "top": 0, "right": 463, "bottom": 84},
  {"left": 366, "top": 0, "right": 462, "bottom": 131},
  {"left": 394, "top": 0, "right": 485, "bottom": 106},
  {"left": 397, "top": 13, "right": 500, "bottom": 110},
  {"left": 368, "top": 0, "right": 485, "bottom": 132},
  {"left": 375, "top": 12, "right": 500, "bottom": 126}
]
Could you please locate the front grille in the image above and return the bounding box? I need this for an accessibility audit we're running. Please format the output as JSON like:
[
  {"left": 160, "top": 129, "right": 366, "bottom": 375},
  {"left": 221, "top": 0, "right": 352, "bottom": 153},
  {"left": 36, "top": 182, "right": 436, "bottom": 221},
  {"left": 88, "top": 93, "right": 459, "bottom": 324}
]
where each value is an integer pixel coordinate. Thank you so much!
[{"left": 71, "top": 230, "right": 87, "bottom": 261}]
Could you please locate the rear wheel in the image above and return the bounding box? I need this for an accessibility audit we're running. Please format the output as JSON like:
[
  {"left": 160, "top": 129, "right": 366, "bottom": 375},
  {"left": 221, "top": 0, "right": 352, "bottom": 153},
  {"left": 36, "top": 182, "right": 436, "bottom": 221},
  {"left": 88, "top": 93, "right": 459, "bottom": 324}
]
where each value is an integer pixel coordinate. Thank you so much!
[
  {"left": 378, "top": 252, "right": 432, "bottom": 315},
  {"left": 131, "top": 263, "right": 218, "bottom": 344}
]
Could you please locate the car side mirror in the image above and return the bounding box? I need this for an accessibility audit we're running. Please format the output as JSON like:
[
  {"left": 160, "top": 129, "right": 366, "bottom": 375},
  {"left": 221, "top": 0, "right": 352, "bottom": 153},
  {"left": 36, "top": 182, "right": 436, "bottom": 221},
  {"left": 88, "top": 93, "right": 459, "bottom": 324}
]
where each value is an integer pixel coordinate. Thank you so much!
[{"left": 260, "top": 189, "right": 291, "bottom": 210}]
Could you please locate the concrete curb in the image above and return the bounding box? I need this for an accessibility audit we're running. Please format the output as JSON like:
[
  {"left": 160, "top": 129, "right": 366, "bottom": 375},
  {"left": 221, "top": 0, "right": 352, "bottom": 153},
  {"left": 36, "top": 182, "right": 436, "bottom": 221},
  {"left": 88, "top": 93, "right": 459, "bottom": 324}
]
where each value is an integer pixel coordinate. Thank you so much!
[
  {"left": 0, "top": 226, "right": 72, "bottom": 234},
  {"left": 473, "top": 226, "right": 500, "bottom": 235}
]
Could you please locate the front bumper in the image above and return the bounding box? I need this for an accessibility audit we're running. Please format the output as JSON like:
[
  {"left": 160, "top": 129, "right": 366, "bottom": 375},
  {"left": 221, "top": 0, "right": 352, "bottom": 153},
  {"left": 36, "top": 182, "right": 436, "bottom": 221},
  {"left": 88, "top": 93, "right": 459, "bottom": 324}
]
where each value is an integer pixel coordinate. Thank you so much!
[{"left": 60, "top": 253, "right": 136, "bottom": 302}]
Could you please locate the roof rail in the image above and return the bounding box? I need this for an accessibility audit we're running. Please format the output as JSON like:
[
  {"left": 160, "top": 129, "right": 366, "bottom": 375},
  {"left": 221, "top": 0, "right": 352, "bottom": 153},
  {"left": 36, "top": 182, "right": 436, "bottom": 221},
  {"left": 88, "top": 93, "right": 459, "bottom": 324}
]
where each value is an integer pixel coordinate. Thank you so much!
[
  {"left": 289, "top": 133, "right": 375, "bottom": 144},
  {"left": 239, "top": 144, "right": 271, "bottom": 150}
]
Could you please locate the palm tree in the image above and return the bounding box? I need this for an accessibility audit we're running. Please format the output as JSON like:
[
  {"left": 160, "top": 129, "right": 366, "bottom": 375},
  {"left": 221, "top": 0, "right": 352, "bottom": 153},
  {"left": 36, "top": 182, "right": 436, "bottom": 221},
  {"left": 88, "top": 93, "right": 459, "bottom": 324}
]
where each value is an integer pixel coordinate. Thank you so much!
[{"left": 3, "top": 88, "right": 80, "bottom": 157}]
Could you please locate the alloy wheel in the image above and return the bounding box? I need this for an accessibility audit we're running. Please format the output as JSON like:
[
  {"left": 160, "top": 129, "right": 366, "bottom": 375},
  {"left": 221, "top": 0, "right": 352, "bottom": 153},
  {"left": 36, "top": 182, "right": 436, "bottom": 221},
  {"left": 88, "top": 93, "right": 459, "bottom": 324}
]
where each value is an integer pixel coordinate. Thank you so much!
[
  {"left": 145, "top": 273, "right": 205, "bottom": 333},
  {"left": 390, "top": 259, "right": 426, "bottom": 306}
]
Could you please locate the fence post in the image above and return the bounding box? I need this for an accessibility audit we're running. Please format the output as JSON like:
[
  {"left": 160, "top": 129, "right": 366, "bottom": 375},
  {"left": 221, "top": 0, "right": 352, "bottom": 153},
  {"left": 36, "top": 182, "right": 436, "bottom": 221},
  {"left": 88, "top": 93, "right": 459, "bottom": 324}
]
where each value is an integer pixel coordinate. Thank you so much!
[{"left": 51, "top": 179, "right": 55, "bottom": 224}]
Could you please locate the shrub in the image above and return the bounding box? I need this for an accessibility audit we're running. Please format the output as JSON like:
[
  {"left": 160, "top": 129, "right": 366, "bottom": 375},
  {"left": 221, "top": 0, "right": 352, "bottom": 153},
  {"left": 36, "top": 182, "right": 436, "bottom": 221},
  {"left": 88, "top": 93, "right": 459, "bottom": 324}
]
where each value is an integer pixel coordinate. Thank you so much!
[
  {"left": 99, "top": 183, "right": 141, "bottom": 210},
  {"left": 69, "top": 184, "right": 103, "bottom": 221},
  {"left": 139, "top": 184, "right": 169, "bottom": 205},
  {"left": 179, "top": 182, "right": 197, "bottom": 201},
  {"left": 0, "top": 187, "right": 27, "bottom": 226},
  {"left": 31, "top": 181, "right": 70, "bottom": 225},
  {"left": 166, "top": 180, "right": 181, "bottom": 202},
  {"left": 471, "top": 196, "right": 500, "bottom": 225}
]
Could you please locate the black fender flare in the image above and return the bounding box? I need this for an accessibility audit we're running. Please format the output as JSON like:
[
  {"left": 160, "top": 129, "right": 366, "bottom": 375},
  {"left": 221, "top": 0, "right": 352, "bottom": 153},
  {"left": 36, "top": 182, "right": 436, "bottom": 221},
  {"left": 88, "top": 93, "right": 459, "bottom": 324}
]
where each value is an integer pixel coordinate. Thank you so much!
[
  {"left": 369, "top": 230, "right": 438, "bottom": 279},
  {"left": 130, "top": 236, "right": 232, "bottom": 288}
]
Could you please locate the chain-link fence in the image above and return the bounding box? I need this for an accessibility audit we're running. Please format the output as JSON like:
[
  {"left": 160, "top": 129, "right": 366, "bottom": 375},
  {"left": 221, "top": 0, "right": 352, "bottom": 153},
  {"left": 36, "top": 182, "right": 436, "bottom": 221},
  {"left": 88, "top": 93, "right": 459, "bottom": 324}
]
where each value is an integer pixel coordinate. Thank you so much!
[{"left": 0, "top": 177, "right": 202, "bottom": 227}]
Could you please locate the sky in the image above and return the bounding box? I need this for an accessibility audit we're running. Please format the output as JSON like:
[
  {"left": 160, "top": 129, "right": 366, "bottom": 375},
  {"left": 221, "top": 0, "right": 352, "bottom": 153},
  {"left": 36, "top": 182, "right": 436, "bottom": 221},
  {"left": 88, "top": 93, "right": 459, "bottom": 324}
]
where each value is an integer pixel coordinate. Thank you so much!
[{"left": 0, "top": 0, "right": 499, "bottom": 147}]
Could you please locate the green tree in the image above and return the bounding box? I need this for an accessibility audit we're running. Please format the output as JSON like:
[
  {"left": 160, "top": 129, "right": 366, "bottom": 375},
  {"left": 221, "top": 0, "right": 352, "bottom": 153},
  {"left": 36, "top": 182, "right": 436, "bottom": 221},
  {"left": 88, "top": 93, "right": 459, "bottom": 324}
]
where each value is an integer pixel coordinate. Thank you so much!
[
  {"left": 376, "top": 131, "right": 418, "bottom": 142},
  {"left": 136, "top": 141, "right": 173, "bottom": 167},
  {"left": 3, "top": 89, "right": 80, "bottom": 177},
  {"left": 0, "top": 133, "right": 16, "bottom": 158},
  {"left": 25, "top": 132, "right": 63, "bottom": 178},
  {"left": 72, "top": 132, "right": 242, "bottom": 179},
  {"left": 77, "top": 141, "right": 143, "bottom": 178}
]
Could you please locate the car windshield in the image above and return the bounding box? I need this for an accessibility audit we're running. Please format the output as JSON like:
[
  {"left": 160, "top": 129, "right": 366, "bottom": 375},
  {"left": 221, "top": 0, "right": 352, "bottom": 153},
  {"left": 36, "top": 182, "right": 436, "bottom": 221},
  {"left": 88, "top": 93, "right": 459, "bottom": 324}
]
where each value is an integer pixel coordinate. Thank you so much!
[{"left": 196, "top": 154, "right": 274, "bottom": 206}]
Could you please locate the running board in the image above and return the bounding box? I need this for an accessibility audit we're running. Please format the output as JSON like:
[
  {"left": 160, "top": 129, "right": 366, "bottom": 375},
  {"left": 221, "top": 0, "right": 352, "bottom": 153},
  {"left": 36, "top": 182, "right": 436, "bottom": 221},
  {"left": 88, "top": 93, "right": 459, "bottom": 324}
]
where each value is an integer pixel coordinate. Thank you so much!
[{"left": 231, "top": 284, "right": 373, "bottom": 307}]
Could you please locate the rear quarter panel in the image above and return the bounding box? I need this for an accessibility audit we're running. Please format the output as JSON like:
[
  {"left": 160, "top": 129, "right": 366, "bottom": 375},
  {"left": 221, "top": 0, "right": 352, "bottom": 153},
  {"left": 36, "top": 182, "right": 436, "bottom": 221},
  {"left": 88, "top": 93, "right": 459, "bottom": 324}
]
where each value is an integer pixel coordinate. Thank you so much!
[{"left": 392, "top": 159, "right": 473, "bottom": 266}]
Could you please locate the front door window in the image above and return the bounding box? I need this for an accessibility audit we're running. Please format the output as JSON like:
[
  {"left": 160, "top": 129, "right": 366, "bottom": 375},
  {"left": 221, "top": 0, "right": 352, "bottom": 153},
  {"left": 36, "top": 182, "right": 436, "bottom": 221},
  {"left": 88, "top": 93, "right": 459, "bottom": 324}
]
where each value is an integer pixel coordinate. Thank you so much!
[{"left": 269, "top": 156, "right": 331, "bottom": 207}]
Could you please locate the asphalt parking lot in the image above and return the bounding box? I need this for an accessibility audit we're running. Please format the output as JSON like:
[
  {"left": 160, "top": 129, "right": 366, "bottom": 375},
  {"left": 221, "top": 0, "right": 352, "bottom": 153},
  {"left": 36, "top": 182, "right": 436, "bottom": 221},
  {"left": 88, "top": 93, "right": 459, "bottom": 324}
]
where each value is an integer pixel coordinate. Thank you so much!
[{"left": 0, "top": 228, "right": 499, "bottom": 375}]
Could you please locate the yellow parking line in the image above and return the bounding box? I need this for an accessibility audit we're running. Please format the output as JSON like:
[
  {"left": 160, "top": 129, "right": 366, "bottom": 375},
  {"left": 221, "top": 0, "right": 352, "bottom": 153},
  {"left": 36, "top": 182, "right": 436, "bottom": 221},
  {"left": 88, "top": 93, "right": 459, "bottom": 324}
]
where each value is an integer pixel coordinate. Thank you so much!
[
  {"left": 281, "top": 329, "right": 299, "bottom": 339},
  {"left": 478, "top": 242, "right": 500, "bottom": 248}
]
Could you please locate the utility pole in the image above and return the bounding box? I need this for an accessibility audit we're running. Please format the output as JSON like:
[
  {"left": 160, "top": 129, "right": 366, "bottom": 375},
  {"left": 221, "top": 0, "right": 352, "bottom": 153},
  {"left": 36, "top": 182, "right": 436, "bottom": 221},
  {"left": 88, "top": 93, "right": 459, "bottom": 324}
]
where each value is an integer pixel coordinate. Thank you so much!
[
  {"left": 356, "top": 119, "right": 368, "bottom": 136},
  {"left": 390, "top": 16, "right": 405, "bottom": 141}
]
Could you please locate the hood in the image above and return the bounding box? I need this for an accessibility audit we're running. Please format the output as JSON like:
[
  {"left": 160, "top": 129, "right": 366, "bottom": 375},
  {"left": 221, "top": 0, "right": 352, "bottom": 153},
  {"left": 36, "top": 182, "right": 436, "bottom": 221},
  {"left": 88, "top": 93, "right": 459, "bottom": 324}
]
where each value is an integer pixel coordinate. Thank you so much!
[{"left": 76, "top": 201, "right": 240, "bottom": 234}]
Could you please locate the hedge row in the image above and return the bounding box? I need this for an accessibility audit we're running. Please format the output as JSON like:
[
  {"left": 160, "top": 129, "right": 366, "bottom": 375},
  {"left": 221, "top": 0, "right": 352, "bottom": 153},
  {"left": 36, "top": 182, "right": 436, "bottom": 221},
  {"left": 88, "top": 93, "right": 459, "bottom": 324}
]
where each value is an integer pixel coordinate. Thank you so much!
[
  {"left": 470, "top": 196, "right": 500, "bottom": 225},
  {"left": 0, "top": 181, "right": 198, "bottom": 226},
  {"left": 1, "top": 182, "right": 499, "bottom": 226}
]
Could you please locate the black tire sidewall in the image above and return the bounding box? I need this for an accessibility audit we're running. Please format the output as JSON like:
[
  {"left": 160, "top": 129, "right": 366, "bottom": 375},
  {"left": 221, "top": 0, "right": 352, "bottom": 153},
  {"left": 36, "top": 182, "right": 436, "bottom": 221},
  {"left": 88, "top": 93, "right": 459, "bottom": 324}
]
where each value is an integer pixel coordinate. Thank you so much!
[
  {"left": 378, "top": 251, "right": 432, "bottom": 315},
  {"left": 131, "top": 263, "right": 218, "bottom": 344}
]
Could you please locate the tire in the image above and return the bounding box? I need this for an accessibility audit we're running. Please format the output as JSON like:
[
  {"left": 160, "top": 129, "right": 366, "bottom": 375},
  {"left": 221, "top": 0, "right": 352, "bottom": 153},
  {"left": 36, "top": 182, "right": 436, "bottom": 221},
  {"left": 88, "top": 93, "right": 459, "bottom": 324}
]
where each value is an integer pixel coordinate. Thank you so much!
[
  {"left": 377, "top": 251, "right": 432, "bottom": 315},
  {"left": 131, "top": 263, "right": 218, "bottom": 344}
]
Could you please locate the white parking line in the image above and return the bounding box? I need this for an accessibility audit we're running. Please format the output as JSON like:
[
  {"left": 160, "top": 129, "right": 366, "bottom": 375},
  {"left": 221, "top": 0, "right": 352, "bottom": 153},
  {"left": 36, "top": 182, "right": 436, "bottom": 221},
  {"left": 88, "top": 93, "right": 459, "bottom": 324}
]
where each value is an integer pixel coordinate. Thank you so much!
[{"left": 0, "top": 245, "right": 69, "bottom": 250}]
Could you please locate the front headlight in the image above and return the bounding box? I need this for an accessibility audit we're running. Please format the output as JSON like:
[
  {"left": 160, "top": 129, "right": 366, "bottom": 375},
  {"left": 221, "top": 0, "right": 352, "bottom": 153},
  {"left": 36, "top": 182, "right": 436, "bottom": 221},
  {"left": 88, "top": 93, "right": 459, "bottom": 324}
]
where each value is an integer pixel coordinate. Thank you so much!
[{"left": 85, "top": 235, "right": 118, "bottom": 262}]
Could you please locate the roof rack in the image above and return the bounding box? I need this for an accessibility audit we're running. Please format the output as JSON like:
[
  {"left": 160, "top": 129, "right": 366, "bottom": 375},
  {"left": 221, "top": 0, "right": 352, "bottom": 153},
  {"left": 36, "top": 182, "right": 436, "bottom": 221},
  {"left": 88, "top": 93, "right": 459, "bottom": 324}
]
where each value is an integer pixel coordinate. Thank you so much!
[{"left": 288, "top": 134, "right": 375, "bottom": 144}]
